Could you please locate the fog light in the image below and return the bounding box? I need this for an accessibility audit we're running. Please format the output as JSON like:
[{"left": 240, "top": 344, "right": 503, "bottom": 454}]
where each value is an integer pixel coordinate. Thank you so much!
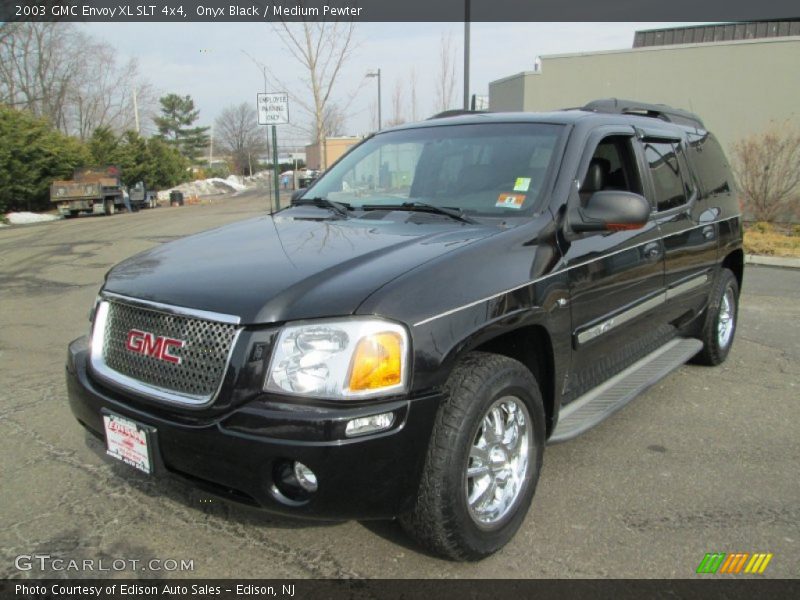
[
  {"left": 345, "top": 412, "right": 395, "bottom": 437},
  {"left": 293, "top": 461, "right": 318, "bottom": 492}
]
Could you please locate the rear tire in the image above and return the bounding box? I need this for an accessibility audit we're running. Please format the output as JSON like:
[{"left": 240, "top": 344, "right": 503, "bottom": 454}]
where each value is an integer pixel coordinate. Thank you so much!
[
  {"left": 400, "top": 352, "right": 545, "bottom": 561},
  {"left": 693, "top": 268, "right": 739, "bottom": 366},
  {"left": 104, "top": 200, "right": 116, "bottom": 216}
]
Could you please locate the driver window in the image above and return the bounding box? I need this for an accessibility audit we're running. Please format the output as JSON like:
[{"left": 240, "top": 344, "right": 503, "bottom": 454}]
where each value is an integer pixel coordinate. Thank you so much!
[{"left": 579, "top": 135, "right": 643, "bottom": 206}]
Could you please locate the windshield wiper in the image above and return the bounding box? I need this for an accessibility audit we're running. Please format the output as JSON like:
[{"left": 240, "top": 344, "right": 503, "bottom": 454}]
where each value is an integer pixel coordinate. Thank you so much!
[
  {"left": 360, "top": 201, "right": 477, "bottom": 224},
  {"left": 291, "top": 197, "right": 351, "bottom": 218}
]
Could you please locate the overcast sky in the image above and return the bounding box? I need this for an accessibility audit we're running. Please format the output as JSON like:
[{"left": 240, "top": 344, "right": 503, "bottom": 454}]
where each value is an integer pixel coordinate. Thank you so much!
[{"left": 84, "top": 22, "right": 702, "bottom": 146}]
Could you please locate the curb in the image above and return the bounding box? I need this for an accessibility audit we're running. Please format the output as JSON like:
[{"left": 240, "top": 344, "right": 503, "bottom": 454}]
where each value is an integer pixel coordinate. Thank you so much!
[{"left": 745, "top": 254, "right": 800, "bottom": 269}]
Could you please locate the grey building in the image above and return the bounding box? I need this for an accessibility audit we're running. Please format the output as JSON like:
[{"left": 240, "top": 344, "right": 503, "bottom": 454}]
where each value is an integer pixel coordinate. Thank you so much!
[{"left": 489, "top": 23, "right": 800, "bottom": 153}]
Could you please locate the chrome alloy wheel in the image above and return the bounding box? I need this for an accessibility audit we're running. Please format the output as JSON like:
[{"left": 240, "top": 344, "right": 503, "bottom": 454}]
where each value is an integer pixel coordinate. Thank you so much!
[
  {"left": 717, "top": 287, "right": 736, "bottom": 348},
  {"left": 465, "top": 396, "right": 532, "bottom": 528}
]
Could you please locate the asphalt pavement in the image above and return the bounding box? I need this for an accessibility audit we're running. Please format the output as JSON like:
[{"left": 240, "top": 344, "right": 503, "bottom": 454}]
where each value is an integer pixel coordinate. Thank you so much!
[{"left": 1, "top": 191, "right": 797, "bottom": 579}]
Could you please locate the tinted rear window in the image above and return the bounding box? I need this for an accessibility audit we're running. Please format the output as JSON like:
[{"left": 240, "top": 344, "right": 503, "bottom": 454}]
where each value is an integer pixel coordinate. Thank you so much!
[{"left": 687, "top": 132, "right": 733, "bottom": 196}]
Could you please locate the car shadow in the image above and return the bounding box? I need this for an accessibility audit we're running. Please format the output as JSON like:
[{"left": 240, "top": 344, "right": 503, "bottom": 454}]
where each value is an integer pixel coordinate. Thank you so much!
[{"left": 357, "top": 520, "right": 445, "bottom": 560}]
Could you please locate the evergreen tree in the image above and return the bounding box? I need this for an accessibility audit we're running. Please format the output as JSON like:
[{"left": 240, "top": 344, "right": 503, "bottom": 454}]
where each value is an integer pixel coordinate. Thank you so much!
[
  {"left": 88, "top": 126, "right": 120, "bottom": 166},
  {"left": 153, "top": 93, "right": 210, "bottom": 162},
  {"left": 147, "top": 137, "right": 191, "bottom": 189},
  {"left": 114, "top": 131, "right": 190, "bottom": 190},
  {"left": 0, "top": 106, "right": 90, "bottom": 212}
]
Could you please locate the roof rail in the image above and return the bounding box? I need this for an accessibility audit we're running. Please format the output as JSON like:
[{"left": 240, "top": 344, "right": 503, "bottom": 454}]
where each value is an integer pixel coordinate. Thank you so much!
[
  {"left": 427, "top": 109, "right": 487, "bottom": 120},
  {"left": 580, "top": 98, "right": 705, "bottom": 129}
]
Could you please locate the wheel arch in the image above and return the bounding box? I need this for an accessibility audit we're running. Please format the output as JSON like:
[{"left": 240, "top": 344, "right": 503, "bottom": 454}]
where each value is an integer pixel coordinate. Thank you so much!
[
  {"left": 452, "top": 324, "right": 557, "bottom": 438},
  {"left": 722, "top": 248, "right": 744, "bottom": 291}
]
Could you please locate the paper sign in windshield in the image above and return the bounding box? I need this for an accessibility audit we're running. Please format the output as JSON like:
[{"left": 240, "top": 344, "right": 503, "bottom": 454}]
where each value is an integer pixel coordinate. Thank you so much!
[
  {"left": 496, "top": 193, "right": 526, "bottom": 209},
  {"left": 513, "top": 177, "right": 531, "bottom": 192}
]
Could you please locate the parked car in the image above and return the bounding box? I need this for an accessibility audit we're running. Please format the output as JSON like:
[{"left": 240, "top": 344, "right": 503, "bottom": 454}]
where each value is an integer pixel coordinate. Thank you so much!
[{"left": 66, "top": 99, "right": 742, "bottom": 560}]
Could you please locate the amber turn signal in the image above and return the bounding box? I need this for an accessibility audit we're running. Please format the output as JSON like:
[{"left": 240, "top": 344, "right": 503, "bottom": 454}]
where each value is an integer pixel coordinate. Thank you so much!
[{"left": 348, "top": 332, "right": 403, "bottom": 391}]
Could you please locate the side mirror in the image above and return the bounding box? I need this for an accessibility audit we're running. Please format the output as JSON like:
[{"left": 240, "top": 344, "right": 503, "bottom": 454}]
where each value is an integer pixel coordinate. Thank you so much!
[
  {"left": 290, "top": 188, "right": 307, "bottom": 203},
  {"left": 573, "top": 191, "right": 651, "bottom": 233}
]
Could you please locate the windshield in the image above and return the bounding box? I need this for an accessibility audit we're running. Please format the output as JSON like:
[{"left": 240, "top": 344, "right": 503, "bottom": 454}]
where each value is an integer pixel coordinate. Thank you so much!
[{"left": 303, "top": 123, "right": 564, "bottom": 217}]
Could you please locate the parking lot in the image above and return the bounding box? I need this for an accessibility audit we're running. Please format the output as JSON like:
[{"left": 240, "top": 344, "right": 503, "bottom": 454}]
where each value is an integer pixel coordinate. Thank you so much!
[{"left": 1, "top": 192, "right": 798, "bottom": 579}]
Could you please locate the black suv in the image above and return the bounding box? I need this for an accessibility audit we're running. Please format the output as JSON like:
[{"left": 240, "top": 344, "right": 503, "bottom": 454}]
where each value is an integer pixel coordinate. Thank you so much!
[{"left": 66, "top": 99, "right": 743, "bottom": 560}]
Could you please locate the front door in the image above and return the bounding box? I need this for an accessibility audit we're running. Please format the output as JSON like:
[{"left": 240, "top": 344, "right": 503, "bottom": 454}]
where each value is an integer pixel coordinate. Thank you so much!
[{"left": 562, "top": 128, "right": 667, "bottom": 402}]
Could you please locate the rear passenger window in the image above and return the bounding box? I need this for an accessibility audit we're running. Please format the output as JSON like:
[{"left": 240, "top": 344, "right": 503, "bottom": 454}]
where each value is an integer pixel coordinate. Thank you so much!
[
  {"left": 644, "top": 141, "right": 689, "bottom": 212},
  {"left": 687, "top": 132, "right": 733, "bottom": 196}
]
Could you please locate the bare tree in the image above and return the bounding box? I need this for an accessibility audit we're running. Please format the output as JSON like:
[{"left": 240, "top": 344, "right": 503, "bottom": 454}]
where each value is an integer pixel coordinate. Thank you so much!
[
  {"left": 69, "top": 45, "right": 155, "bottom": 140},
  {"left": 215, "top": 102, "right": 268, "bottom": 175},
  {"left": 386, "top": 78, "right": 405, "bottom": 127},
  {"left": 409, "top": 66, "right": 419, "bottom": 122},
  {"left": 732, "top": 123, "right": 800, "bottom": 222},
  {"left": 0, "top": 23, "right": 82, "bottom": 128},
  {"left": 246, "top": 21, "right": 359, "bottom": 169},
  {"left": 434, "top": 33, "right": 458, "bottom": 114},
  {"left": 367, "top": 99, "right": 377, "bottom": 135},
  {"left": 322, "top": 103, "right": 347, "bottom": 138},
  {"left": 0, "top": 23, "right": 155, "bottom": 139}
]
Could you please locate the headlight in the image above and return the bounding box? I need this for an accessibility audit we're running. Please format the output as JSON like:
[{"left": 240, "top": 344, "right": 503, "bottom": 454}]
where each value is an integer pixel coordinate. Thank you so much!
[{"left": 265, "top": 318, "right": 409, "bottom": 399}]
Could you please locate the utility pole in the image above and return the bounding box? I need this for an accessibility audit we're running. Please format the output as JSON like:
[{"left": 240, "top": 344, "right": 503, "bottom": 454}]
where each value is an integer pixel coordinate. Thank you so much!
[
  {"left": 132, "top": 86, "right": 140, "bottom": 134},
  {"left": 463, "top": 0, "right": 470, "bottom": 110},
  {"left": 366, "top": 69, "right": 382, "bottom": 130}
]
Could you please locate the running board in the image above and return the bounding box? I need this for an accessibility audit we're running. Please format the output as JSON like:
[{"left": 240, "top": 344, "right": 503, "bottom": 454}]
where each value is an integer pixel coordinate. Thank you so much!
[{"left": 549, "top": 338, "right": 703, "bottom": 444}]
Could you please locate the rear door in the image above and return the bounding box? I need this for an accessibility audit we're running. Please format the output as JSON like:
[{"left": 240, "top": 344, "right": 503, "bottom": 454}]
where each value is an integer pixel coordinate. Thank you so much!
[{"left": 636, "top": 129, "right": 718, "bottom": 326}]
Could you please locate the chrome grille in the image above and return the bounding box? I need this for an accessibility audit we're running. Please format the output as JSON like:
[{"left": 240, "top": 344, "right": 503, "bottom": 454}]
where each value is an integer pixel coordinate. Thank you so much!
[{"left": 97, "top": 300, "right": 239, "bottom": 402}]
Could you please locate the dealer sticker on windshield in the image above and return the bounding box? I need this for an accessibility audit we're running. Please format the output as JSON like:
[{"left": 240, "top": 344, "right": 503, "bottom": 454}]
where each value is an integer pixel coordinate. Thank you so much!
[
  {"left": 513, "top": 177, "right": 531, "bottom": 192},
  {"left": 103, "top": 413, "right": 153, "bottom": 475},
  {"left": 496, "top": 193, "right": 526, "bottom": 209}
]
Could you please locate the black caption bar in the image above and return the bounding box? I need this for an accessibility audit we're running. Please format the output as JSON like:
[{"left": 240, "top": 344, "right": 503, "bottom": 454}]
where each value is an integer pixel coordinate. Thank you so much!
[
  {"left": 1, "top": 0, "right": 799, "bottom": 22},
  {"left": 4, "top": 579, "right": 800, "bottom": 600}
]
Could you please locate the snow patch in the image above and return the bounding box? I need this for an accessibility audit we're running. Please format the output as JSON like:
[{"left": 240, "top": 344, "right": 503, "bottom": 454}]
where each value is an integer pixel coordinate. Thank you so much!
[
  {"left": 6, "top": 212, "right": 61, "bottom": 225},
  {"left": 158, "top": 174, "right": 262, "bottom": 200}
]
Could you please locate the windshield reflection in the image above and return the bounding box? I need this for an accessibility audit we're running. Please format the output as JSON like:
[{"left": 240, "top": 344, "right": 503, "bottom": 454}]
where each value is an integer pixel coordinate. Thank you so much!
[{"left": 304, "top": 123, "right": 564, "bottom": 218}]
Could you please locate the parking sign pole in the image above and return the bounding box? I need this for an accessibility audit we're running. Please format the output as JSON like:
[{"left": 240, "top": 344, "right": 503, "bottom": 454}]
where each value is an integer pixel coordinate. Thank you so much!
[
  {"left": 257, "top": 92, "right": 289, "bottom": 213},
  {"left": 272, "top": 125, "right": 280, "bottom": 212}
]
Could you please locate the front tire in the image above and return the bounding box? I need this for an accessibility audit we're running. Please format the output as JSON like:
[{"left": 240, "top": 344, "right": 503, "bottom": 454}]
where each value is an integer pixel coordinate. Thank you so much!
[
  {"left": 400, "top": 352, "right": 545, "bottom": 560},
  {"left": 104, "top": 199, "right": 116, "bottom": 216},
  {"left": 693, "top": 268, "right": 739, "bottom": 365}
]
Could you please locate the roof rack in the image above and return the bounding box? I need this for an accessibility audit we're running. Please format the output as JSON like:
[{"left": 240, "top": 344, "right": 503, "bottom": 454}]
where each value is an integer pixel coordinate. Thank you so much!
[
  {"left": 427, "top": 109, "right": 487, "bottom": 120},
  {"left": 579, "top": 98, "right": 705, "bottom": 129}
]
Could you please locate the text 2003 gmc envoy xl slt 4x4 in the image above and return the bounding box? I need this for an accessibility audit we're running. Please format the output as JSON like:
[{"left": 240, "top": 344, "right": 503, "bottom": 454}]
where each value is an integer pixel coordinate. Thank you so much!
[{"left": 67, "top": 99, "right": 743, "bottom": 560}]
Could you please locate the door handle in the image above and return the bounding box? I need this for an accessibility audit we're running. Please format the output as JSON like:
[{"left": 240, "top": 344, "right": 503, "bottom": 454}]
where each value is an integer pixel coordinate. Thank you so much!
[{"left": 643, "top": 242, "right": 661, "bottom": 261}]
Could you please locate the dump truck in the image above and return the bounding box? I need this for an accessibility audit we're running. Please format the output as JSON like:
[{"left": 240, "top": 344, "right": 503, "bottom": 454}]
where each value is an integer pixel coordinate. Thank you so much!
[{"left": 50, "top": 166, "right": 125, "bottom": 217}]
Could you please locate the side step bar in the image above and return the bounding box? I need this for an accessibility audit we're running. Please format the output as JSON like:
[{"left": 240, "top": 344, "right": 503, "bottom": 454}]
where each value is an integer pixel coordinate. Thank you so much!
[{"left": 549, "top": 338, "right": 703, "bottom": 444}]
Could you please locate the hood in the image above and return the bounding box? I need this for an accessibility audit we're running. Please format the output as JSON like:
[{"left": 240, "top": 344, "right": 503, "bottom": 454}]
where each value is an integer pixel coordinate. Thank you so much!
[{"left": 103, "top": 210, "right": 498, "bottom": 324}]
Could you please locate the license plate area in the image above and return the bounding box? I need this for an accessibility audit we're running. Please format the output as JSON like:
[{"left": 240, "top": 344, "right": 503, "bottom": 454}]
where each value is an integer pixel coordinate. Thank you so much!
[{"left": 102, "top": 411, "right": 155, "bottom": 475}]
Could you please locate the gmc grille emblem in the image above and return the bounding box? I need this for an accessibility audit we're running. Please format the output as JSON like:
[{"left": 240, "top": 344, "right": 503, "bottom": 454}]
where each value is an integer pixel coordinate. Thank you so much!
[{"left": 125, "top": 329, "right": 185, "bottom": 364}]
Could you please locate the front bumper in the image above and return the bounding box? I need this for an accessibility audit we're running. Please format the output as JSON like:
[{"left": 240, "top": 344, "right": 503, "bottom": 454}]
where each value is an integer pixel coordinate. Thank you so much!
[{"left": 66, "top": 336, "right": 441, "bottom": 520}]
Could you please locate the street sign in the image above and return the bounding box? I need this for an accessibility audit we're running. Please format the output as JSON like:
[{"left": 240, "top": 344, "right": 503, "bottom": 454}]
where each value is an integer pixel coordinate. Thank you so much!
[{"left": 257, "top": 92, "right": 290, "bottom": 125}]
